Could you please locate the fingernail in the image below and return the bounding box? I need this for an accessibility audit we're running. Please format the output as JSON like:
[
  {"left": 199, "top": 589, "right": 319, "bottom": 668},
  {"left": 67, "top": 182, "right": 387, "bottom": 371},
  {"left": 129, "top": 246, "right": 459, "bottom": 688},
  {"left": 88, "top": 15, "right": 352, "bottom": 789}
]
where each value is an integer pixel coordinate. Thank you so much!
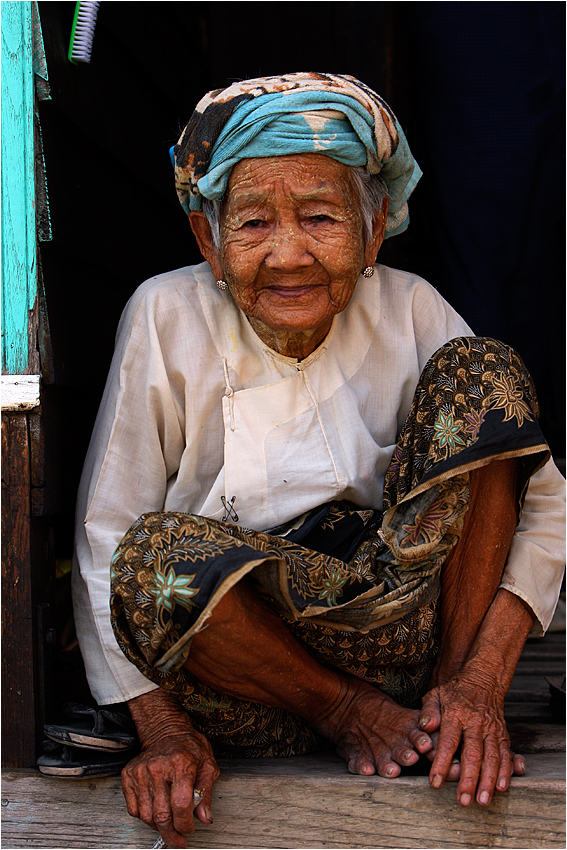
[
  {"left": 479, "top": 791, "right": 490, "bottom": 805},
  {"left": 386, "top": 765, "right": 396, "bottom": 776},
  {"left": 518, "top": 761, "right": 526, "bottom": 773},
  {"left": 418, "top": 736, "right": 430, "bottom": 748},
  {"left": 460, "top": 793, "right": 472, "bottom": 806},
  {"left": 419, "top": 715, "right": 431, "bottom": 730},
  {"left": 431, "top": 774, "right": 443, "bottom": 789},
  {"left": 205, "top": 806, "right": 213, "bottom": 823},
  {"left": 497, "top": 778, "right": 507, "bottom": 791}
]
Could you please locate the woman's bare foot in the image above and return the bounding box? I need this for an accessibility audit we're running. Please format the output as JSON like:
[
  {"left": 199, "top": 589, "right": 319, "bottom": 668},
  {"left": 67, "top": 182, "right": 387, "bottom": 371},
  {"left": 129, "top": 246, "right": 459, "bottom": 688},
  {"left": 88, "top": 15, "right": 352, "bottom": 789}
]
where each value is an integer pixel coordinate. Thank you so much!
[{"left": 314, "top": 678, "right": 435, "bottom": 777}]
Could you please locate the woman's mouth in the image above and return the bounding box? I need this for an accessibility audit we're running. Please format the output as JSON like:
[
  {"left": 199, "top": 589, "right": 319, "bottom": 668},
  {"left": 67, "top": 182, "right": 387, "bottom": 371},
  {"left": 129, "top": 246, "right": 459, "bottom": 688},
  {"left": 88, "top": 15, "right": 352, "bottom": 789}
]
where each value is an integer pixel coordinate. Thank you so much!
[{"left": 268, "top": 283, "right": 320, "bottom": 299}]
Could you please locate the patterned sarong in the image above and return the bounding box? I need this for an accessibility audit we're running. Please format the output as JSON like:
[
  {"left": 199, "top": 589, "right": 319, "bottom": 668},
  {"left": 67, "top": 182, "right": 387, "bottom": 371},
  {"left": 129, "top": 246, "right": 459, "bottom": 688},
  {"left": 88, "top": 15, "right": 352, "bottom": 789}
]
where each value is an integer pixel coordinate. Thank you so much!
[{"left": 110, "top": 337, "right": 549, "bottom": 757}]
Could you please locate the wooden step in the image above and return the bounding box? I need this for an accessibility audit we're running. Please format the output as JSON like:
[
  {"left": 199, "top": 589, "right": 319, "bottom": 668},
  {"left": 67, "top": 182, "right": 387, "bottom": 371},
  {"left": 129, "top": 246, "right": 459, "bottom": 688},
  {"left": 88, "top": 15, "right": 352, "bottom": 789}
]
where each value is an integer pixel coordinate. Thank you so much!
[{"left": 2, "top": 749, "right": 565, "bottom": 849}]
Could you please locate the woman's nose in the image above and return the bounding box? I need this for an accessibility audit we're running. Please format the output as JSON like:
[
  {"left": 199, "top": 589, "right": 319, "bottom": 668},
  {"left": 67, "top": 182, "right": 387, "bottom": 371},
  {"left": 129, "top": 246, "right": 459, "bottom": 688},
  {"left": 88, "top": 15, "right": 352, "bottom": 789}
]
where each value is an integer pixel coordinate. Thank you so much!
[{"left": 264, "top": 222, "right": 315, "bottom": 270}]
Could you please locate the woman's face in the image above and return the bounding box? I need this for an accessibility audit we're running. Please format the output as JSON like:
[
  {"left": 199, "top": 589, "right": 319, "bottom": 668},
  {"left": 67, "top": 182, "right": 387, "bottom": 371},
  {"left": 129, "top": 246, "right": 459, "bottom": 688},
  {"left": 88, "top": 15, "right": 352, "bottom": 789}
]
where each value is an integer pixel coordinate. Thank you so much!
[{"left": 190, "top": 153, "right": 386, "bottom": 358}]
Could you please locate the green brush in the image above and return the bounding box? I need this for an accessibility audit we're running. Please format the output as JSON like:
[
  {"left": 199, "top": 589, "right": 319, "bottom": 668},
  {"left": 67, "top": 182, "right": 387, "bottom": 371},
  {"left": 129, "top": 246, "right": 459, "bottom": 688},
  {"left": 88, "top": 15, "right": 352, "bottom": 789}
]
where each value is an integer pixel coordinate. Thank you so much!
[{"left": 68, "top": 2, "right": 100, "bottom": 64}]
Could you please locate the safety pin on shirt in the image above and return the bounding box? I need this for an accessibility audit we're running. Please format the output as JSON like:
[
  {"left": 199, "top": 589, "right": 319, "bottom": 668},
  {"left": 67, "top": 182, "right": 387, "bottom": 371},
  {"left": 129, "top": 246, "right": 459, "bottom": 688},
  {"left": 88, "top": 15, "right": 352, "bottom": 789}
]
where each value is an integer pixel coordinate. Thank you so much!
[{"left": 221, "top": 495, "right": 238, "bottom": 523}]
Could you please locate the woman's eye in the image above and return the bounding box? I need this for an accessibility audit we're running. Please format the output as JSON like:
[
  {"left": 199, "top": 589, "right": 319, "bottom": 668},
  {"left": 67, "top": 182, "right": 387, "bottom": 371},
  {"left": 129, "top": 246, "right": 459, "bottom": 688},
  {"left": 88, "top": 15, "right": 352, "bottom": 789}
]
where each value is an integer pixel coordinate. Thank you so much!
[
  {"left": 309, "top": 214, "right": 332, "bottom": 223},
  {"left": 243, "top": 219, "right": 266, "bottom": 229}
]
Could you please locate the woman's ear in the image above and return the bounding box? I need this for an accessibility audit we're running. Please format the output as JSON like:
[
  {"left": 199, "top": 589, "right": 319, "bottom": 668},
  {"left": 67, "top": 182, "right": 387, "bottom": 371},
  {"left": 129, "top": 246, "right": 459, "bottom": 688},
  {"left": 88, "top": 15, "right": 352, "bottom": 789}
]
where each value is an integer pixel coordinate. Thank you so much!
[
  {"left": 189, "top": 212, "right": 224, "bottom": 280},
  {"left": 364, "top": 195, "right": 389, "bottom": 268}
]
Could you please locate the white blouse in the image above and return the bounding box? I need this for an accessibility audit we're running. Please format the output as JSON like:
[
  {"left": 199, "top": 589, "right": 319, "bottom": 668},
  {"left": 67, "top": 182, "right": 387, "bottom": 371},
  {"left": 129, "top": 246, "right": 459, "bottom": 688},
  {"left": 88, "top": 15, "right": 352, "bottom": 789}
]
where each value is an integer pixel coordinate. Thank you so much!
[{"left": 73, "top": 262, "right": 566, "bottom": 705}]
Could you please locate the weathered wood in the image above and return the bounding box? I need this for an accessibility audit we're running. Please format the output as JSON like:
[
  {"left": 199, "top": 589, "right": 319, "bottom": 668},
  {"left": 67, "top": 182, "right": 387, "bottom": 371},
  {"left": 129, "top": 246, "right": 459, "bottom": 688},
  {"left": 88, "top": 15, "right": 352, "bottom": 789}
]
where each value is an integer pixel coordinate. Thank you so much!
[
  {"left": 507, "top": 724, "right": 565, "bottom": 753},
  {"left": 1, "top": 1, "right": 38, "bottom": 375},
  {"left": 507, "top": 675, "right": 556, "bottom": 703},
  {"left": 1, "top": 413, "right": 37, "bottom": 767},
  {"left": 1, "top": 375, "right": 41, "bottom": 412},
  {"left": 2, "top": 753, "right": 565, "bottom": 849}
]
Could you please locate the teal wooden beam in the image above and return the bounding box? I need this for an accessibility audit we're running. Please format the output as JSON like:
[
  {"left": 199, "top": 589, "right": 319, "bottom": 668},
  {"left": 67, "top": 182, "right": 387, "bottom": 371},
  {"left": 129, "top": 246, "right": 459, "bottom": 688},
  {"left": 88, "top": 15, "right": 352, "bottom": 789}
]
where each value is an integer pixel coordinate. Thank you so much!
[{"left": 1, "top": 1, "right": 37, "bottom": 374}]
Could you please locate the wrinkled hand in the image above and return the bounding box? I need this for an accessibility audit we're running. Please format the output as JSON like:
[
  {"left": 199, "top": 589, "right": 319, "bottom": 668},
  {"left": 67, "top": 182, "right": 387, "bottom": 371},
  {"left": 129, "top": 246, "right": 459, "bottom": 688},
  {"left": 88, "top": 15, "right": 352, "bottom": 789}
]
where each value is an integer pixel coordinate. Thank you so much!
[
  {"left": 122, "top": 729, "right": 220, "bottom": 848},
  {"left": 419, "top": 675, "right": 526, "bottom": 807}
]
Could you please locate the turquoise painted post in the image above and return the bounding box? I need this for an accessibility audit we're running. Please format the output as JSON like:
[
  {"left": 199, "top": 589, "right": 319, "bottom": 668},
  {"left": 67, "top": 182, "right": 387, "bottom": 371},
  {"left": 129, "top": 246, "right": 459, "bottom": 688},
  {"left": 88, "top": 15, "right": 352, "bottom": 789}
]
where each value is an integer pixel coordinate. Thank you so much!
[{"left": 1, "top": 1, "right": 37, "bottom": 375}]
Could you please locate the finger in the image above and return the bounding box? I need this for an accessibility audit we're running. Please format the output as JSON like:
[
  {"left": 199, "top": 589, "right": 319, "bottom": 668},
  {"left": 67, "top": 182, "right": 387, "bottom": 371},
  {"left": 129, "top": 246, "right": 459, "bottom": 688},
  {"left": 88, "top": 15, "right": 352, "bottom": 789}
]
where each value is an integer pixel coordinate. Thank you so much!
[
  {"left": 429, "top": 718, "right": 462, "bottom": 790},
  {"left": 136, "top": 768, "right": 158, "bottom": 828},
  {"left": 193, "top": 762, "right": 219, "bottom": 825},
  {"left": 151, "top": 775, "right": 187, "bottom": 849},
  {"left": 494, "top": 746, "right": 514, "bottom": 795},
  {"left": 419, "top": 689, "right": 441, "bottom": 733},
  {"left": 121, "top": 768, "right": 140, "bottom": 819},
  {"left": 475, "top": 736, "right": 502, "bottom": 806},
  {"left": 455, "top": 728, "right": 484, "bottom": 807},
  {"left": 170, "top": 775, "right": 198, "bottom": 835},
  {"left": 447, "top": 759, "right": 461, "bottom": 782}
]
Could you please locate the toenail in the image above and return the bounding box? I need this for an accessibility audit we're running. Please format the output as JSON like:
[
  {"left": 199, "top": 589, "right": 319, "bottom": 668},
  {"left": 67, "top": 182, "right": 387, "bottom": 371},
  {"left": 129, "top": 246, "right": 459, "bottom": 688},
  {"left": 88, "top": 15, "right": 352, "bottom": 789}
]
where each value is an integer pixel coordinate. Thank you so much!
[
  {"left": 518, "top": 761, "right": 526, "bottom": 772},
  {"left": 431, "top": 774, "right": 443, "bottom": 789},
  {"left": 479, "top": 792, "right": 490, "bottom": 805},
  {"left": 460, "top": 793, "right": 471, "bottom": 806}
]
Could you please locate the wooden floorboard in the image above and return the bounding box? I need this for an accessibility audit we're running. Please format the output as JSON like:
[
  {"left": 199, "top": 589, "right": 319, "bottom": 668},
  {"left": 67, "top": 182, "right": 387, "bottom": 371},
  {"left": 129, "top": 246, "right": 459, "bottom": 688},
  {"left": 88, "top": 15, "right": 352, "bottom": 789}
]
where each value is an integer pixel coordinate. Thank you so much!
[
  {"left": 2, "top": 751, "right": 565, "bottom": 850},
  {"left": 2, "top": 631, "right": 564, "bottom": 849}
]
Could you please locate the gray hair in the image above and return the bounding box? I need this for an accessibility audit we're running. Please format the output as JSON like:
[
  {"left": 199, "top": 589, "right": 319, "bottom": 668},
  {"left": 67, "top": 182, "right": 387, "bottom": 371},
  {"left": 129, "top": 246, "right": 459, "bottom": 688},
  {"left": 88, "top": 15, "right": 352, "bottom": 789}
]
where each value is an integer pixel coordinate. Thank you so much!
[{"left": 202, "top": 166, "right": 387, "bottom": 251}]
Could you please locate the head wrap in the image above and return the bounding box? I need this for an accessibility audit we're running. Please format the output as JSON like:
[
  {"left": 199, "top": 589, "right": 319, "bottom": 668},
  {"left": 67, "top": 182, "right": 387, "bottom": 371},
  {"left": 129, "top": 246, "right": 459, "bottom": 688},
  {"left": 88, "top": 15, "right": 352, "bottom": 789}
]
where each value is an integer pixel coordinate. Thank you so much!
[{"left": 173, "top": 72, "right": 421, "bottom": 238}]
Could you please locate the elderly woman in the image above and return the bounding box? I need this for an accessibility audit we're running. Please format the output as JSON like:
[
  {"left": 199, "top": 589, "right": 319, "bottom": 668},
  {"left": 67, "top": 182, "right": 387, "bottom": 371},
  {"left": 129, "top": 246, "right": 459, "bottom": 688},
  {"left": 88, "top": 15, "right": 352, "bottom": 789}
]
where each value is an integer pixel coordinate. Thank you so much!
[{"left": 73, "top": 73, "right": 564, "bottom": 848}]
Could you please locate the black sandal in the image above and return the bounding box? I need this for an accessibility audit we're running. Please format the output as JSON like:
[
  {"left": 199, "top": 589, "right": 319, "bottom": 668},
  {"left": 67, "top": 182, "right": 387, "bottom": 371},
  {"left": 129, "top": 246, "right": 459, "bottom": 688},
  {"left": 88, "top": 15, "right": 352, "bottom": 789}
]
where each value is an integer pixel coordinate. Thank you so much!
[
  {"left": 43, "top": 702, "right": 137, "bottom": 751},
  {"left": 36, "top": 741, "right": 131, "bottom": 777}
]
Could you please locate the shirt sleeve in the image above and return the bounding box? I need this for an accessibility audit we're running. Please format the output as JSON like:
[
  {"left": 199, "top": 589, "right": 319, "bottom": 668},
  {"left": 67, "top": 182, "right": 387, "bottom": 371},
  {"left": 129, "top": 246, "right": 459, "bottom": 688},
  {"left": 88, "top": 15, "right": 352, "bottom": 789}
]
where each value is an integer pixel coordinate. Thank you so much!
[
  {"left": 73, "top": 281, "right": 186, "bottom": 705},
  {"left": 500, "top": 457, "right": 566, "bottom": 635}
]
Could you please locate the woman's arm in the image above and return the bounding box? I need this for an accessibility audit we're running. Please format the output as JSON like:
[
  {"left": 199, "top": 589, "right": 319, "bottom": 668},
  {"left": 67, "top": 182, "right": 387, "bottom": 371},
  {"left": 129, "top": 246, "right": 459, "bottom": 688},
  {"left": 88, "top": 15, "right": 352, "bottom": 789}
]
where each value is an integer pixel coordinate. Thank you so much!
[
  {"left": 123, "top": 690, "right": 219, "bottom": 849},
  {"left": 420, "top": 588, "right": 533, "bottom": 806}
]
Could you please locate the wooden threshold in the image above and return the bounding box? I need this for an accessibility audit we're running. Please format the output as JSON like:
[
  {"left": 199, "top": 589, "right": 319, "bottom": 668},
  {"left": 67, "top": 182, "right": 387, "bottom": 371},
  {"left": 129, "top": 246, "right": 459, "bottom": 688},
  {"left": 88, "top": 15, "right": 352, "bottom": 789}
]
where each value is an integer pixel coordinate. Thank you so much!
[
  {"left": 2, "top": 631, "right": 564, "bottom": 848},
  {"left": 2, "top": 746, "right": 565, "bottom": 850}
]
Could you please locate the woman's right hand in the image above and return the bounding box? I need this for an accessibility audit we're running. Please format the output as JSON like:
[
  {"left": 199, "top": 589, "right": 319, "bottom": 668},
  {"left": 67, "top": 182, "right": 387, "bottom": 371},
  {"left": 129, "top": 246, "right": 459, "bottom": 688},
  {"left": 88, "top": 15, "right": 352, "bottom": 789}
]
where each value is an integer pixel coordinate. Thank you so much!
[{"left": 125, "top": 690, "right": 220, "bottom": 848}]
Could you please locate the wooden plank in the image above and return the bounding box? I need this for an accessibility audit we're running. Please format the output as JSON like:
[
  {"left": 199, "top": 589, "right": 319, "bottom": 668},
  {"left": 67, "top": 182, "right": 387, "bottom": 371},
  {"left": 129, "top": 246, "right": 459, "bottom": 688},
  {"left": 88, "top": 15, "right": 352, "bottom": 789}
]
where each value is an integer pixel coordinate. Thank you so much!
[
  {"left": 1, "top": 413, "right": 37, "bottom": 768},
  {"left": 507, "top": 675, "right": 557, "bottom": 704},
  {"left": 2, "top": 753, "right": 565, "bottom": 849},
  {"left": 505, "top": 701, "right": 556, "bottom": 724},
  {"left": 508, "top": 724, "right": 565, "bottom": 753},
  {"left": 1, "top": 375, "right": 40, "bottom": 412},
  {"left": 0, "top": 1, "right": 37, "bottom": 375}
]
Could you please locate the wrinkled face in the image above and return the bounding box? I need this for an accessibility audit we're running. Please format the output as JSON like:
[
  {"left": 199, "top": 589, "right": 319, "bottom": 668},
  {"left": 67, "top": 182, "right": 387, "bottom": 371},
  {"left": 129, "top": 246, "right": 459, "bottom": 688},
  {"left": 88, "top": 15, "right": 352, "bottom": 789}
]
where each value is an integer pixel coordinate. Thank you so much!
[{"left": 190, "top": 153, "right": 386, "bottom": 357}]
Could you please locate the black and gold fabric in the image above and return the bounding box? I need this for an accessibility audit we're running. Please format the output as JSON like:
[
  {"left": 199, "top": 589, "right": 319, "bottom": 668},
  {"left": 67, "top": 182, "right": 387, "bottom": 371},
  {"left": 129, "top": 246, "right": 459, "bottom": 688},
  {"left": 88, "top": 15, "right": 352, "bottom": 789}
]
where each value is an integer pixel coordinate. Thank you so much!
[{"left": 110, "top": 337, "right": 549, "bottom": 757}]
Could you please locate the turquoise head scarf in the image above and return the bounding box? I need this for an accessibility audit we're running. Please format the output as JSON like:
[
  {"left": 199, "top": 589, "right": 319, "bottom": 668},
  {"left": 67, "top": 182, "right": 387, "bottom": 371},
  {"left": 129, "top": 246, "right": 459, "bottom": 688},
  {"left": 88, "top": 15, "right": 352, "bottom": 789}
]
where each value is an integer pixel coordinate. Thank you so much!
[{"left": 174, "top": 72, "right": 421, "bottom": 238}]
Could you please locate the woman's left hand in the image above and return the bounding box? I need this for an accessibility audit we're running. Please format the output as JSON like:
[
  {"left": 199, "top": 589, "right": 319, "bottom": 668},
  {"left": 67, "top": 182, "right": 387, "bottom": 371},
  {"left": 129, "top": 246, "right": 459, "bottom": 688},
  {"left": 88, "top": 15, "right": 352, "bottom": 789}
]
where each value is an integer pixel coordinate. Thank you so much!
[{"left": 418, "top": 674, "right": 526, "bottom": 807}]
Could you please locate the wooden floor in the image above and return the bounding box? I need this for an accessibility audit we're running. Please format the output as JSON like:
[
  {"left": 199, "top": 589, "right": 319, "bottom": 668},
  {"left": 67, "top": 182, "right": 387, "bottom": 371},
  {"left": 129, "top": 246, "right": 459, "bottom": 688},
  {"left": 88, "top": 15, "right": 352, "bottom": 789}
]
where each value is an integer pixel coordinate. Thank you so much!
[{"left": 2, "top": 633, "right": 565, "bottom": 850}]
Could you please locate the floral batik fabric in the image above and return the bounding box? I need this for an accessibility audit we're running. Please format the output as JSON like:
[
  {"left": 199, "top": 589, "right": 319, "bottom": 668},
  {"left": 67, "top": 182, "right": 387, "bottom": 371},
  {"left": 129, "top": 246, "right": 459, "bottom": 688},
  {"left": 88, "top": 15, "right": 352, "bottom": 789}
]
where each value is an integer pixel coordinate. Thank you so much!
[{"left": 110, "top": 337, "right": 549, "bottom": 757}]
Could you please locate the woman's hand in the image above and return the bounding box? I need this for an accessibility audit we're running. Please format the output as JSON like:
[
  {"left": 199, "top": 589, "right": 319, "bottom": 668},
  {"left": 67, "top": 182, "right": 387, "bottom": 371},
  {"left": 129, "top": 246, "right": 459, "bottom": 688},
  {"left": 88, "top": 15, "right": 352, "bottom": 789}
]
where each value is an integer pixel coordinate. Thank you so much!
[
  {"left": 125, "top": 689, "right": 219, "bottom": 848},
  {"left": 419, "top": 673, "right": 526, "bottom": 807}
]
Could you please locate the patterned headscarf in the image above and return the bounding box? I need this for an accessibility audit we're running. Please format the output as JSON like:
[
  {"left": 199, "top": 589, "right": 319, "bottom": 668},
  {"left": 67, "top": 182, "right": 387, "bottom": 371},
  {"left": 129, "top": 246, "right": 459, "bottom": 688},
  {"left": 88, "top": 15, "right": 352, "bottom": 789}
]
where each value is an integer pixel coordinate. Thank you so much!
[{"left": 173, "top": 72, "right": 421, "bottom": 238}]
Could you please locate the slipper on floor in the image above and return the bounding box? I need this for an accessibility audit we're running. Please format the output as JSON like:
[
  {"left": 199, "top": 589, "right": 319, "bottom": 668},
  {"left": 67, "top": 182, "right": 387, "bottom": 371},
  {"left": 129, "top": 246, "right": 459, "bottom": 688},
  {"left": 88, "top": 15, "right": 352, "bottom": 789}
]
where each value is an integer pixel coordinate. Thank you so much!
[
  {"left": 37, "top": 741, "right": 131, "bottom": 777},
  {"left": 43, "top": 702, "right": 137, "bottom": 751}
]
